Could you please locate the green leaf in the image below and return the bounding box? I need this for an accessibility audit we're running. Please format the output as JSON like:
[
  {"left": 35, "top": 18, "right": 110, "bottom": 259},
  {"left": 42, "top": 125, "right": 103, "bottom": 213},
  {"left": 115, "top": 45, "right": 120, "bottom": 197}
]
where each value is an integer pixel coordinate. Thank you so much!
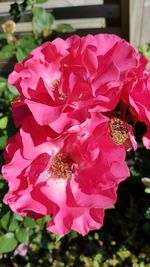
[
  {"left": 16, "top": 228, "right": 30, "bottom": 244},
  {"left": 14, "top": 213, "right": 24, "bottom": 222},
  {"left": 0, "top": 77, "right": 7, "bottom": 90},
  {"left": 56, "top": 23, "right": 75, "bottom": 33},
  {"left": 142, "top": 177, "right": 150, "bottom": 188},
  {"left": 0, "top": 134, "right": 8, "bottom": 150},
  {"left": 10, "top": 0, "right": 28, "bottom": 22},
  {"left": 145, "top": 187, "right": 150, "bottom": 194},
  {"left": 36, "top": 0, "right": 48, "bottom": 3},
  {"left": 0, "top": 211, "right": 18, "bottom": 231},
  {"left": 36, "top": 215, "right": 50, "bottom": 228},
  {"left": 0, "top": 43, "right": 15, "bottom": 59},
  {"left": 23, "top": 217, "right": 36, "bottom": 228},
  {"left": 18, "top": 36, "right": 37, "bottom": 54},
  {"left": 10, "top": 2, "right": 22, "bottom": 22},
  {"left": 0, "top": 76, "right": 7, "bottom": 82},
  {"left": 145, "top": 208, "right": 150, "bottom": 220},
  {"left": 0, "top": 116, "right": 8, "bottom": 130},
  {"left": 7, "top": 85, "right": 19, "bottom": 96},
  {"left": 32, "top": 7, "right": 54, "bottom": 33},
  {"left": 0, "top": 233, "right": 18, "bottom": 253},
  {"left": 0, "top": 33, "right": 7, "bottom": 40},
  {"left": 8, "top": 218, "right": 19, "bottom": 232},
  {"left": 16, "top": 47, "right": 27, "bottom": 62}
]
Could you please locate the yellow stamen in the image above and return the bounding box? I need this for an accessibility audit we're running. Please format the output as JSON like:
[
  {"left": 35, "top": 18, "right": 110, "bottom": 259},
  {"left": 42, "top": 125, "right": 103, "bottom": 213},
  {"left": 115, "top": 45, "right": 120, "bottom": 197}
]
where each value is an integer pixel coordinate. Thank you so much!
[
  {"left": 50, "top": 153, "right": 73, "bottom": 179},
  {"left": 109, "top": 117, "right": 129, "bottom": 145},
  {"left": 52, "top": 79, "right": 67, "bottom": 100}
]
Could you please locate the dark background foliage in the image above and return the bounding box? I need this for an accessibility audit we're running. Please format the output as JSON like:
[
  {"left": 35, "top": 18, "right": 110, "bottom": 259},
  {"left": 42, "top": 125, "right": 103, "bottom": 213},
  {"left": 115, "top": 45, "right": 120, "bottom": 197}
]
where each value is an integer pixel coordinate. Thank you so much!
[{"left": 0, "top": 1, "right": 150, "bottom": 266}]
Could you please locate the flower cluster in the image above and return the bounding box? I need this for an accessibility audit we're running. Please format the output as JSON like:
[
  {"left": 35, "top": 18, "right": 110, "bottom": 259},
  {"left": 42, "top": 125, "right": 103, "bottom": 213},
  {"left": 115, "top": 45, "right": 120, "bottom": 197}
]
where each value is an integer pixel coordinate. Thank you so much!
[{"left": 2, "top": 34, "right": 150, "bottom": 235}]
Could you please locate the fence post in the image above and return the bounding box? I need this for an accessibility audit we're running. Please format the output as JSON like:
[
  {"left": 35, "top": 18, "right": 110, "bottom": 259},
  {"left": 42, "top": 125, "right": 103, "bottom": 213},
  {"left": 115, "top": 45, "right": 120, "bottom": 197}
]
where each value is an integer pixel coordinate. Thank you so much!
[
  {"left": 120, "top": 0, "right": 129, "bottom": 41},
  {"left": 130, "top": 0, "right": 144, "bottom": 47}
]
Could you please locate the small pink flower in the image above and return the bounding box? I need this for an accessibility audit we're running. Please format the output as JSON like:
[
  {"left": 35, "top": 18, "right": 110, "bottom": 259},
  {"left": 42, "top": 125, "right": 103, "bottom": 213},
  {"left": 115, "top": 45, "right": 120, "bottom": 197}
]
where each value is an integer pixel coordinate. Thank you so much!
[
  {"left": 14, "top": 244, "right": 28, "bottom": 256},
  {"left": 2, "top": 114, "right": 129, "bottom": 235}
]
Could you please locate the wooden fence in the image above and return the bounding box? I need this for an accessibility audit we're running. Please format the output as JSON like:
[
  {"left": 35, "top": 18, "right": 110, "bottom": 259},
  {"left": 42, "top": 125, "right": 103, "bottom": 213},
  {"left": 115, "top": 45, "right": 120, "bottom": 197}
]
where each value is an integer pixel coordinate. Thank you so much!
[
  {"left": 0, "top": 0, "right": 130, "bottom": 76},
  {"left": 0, "top": 0, "right": 129, "bottom": 39},
  {"left": 130, "top": 0, "right": 150, "bottom": 48}
]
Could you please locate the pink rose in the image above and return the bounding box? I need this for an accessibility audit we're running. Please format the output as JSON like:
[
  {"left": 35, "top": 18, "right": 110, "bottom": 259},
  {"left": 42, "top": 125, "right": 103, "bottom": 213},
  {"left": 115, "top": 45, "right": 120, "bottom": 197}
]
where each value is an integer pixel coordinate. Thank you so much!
[
  {"left": 3, "top": 33, "right": 146, "bottom": 236},
  {"left": 2, "top": 114, "right": 129, "bottom": 235},
  {"left": 121, "top": 67, "right": 150, "bottom": 148},
  {"left": 8, "top": 34, "right": 143, "bottom": 133}
]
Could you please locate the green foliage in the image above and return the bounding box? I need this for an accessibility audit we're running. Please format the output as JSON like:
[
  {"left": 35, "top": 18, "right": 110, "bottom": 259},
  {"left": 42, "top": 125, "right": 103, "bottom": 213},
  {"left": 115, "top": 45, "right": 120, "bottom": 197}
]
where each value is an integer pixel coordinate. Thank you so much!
[
  {"left": 0, "top": 117, "right": 8, "bottom": 130},
  {"left": 0, "top": 210, "right": 18, "bottom": 231},
  {"left": 0, "top": 43, "right": 15, "bottom": 59},
  {"left": 10, "top": 0, "right": 29, "bottom": 22},
  {"left": 139, "top": 45, "right": 150, "bottom": 61},
  {"left": 15, "top": 228, "right": 30, "bottom": 244},
  {"left": 0, "top": 233, "right": 17, "bottom": 253},
  {"left": 0, "top": 77, "right": 16, "bottom": 151},
  {"left": 36, "top": 0, "right": 48, "bottom": 3},
  {"left": 23, "top": 217, "right": 36, "bottom": 229},
  {"left": 0, "top": 0, "right": 75, "bottom": 62},
  {"left": 32, "top": 7, "right": 54, "bottom": 36},
  {"left": 56, "top": 23, "right": 76, "bottom": 33}
]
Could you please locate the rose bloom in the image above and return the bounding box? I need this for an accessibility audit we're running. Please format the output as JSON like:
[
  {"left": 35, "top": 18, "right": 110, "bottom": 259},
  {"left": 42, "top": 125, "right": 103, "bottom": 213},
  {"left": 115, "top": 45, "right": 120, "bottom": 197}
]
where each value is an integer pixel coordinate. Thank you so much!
[
  {"left": 3, "top": 33, "right": 146, "bottom": 235},
  {"left": 2, "top": 114, "right": 130, "bottom": 235},
  {"left": 8, "top": 34, "right": 146, "bottom": 133},
  {"left": 120, "top": 66, "right": 150, "bottom": 149}
]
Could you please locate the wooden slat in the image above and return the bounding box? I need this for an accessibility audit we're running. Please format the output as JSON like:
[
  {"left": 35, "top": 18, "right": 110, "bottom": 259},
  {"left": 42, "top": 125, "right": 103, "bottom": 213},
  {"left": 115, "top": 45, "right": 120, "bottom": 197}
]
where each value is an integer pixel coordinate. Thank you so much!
[
  {"left": 51, "top": 4, "right": 120, "bottom": 19},
  {"left": 14, "top": 18, "right": 105, "bottom": 33},
  {"left": 141, "top": 0, "right": 150, "bottom": 46},
  {"left": 0, "top": 0, "right": 101, "bottom": 4},
  {"left": 130, "top": 0, "right": 150, "bottom": 48},
  {"left": 54, "top": 27, "right": 121, "bottom": 36},
  {"left": 0, "top": 4, "right": 120, "bottom": 25},
  {"left": 120, "top": 0, "right": 129, "bottom": 41},
  {"left": 0, "top": 27, "right": 121, "bottom": 40},
  {"left": 130, "top": 0, "right": 144, "bottom": 47},
  {"left": 104, "top": 0, "right": 129, "bottom": 40},
  {"left": 104, "top": 0, "right": 120, "bottom": 28},
  {"left": 0, "top": 0, "right": 103, "bottom": 12},
  {"left": 0, "top": 0, "right": 130, "bottom": 75}
]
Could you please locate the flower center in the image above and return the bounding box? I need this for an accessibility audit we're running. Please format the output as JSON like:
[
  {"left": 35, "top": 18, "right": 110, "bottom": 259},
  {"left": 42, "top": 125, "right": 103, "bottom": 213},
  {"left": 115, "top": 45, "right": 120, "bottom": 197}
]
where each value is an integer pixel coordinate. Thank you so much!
[
  {"left": 109, "top": 117, "right": 129, "bottom": 145},
  {"left": 52, "top": 79, "right": 59, "bottom": 90},
  {"left": 50, "top": 153, "right": 73, "bottom": 179},
  {"left": 52, "top": 79, "right": 67, "bottom": 101}
]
